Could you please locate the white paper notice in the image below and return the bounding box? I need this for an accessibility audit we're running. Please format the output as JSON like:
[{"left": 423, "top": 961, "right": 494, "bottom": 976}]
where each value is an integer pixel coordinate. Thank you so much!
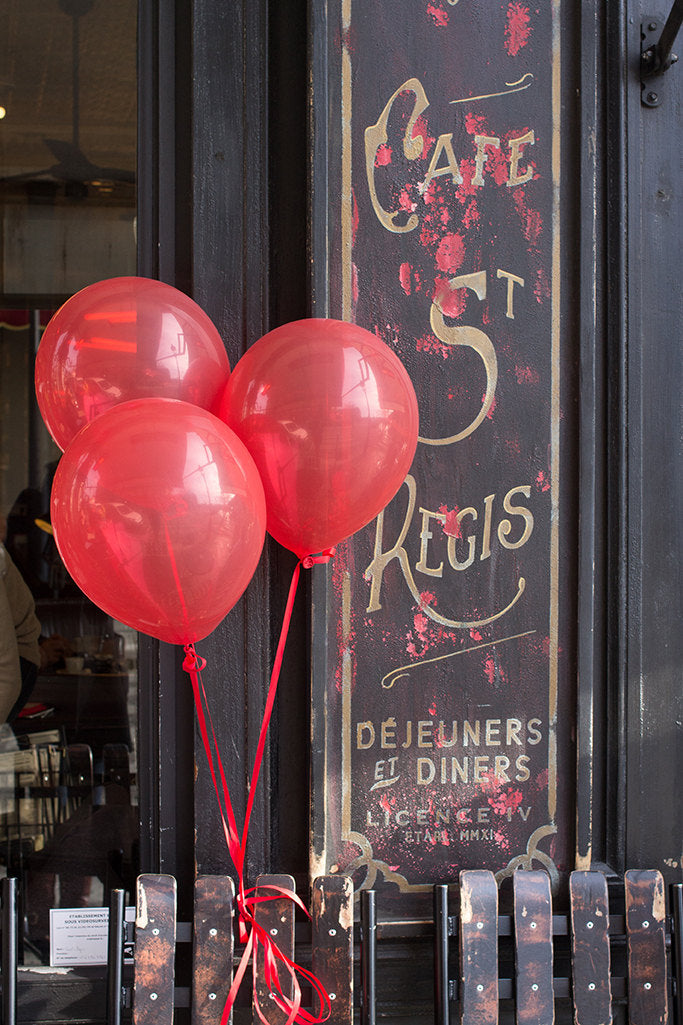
[{"left": 49, "top": 906, "right": 135, "bottom": 966}]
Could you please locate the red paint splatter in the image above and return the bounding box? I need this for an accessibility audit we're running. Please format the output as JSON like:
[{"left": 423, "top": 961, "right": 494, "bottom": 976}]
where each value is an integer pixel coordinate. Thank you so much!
[
  {"left": 465, "top": 112, "right": 488, "bottom": 135},
  {"left": 535, "top": 469, "right": 550, "bottom": 492},
  {"left": 435, "top": 232, "right": 466, "bottom": 274},
  {"left": 483, "top": 654, "right": 496, "bottom": 684},
  {"left": 455, "top": 158, "right": 479, "bottom": 202},
  {"left": 438, "top": 504, "right": 461, "bottom": 537},
  {"left": 351, "top": 263, "right": 359, "bottom": 306},
  {"left": 515, "top": 364, "right": 540, "bottom": 385},
  {"left": 513, "top": 189, "right": 542, "bottom": 243},
  {"left": 399, "top": 262, "right": 413, "bottom": 296},
  {"left": 534, "top": 267, "right": 550, "bottom": 302},
  {"left": 462, "top": 199, "right": 480, "bottom": 229},
  {"left": 485, "top": 392, "right": 497, "bottom": 419},
  {"left": 398, "top": 186, "right": 417, "bottom": 213},
  {"left": 489, "top": 788, "right": 524, "bottom": 815},
  {"left": 416, "top": 332, "right": 451, "bottom": 359},
  {"left": 432, "top": 276, "right": 467, "bottom": 319},
  {"left": 427, "top": 2, "right": 449, "bottom": 26},
  {"left": 505, "top": 2, "right": 531, "bottom": 56},
  {"left": 411, "top": 115, "right": 434, "bottom": 160},
  {"left": 428, "top": 703, "right": 437, "bottom": 716},
  {"left": 470, "top": 629, "right": 483, "bottom": 641},
  {"left": 419, "top": 591, "right": 437, "bottom": 608},
  {"left": 375, "top": 143, "right": 392, "bottom": 166}
]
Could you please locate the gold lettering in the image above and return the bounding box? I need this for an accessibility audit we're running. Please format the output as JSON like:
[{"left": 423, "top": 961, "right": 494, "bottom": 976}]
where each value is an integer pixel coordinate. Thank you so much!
[
  {"left": 417, "top": 720, "right": 433, "bottom": 748},
  {"left": 496, "top": 268, "right": 525, "bottom": 318},
  {"left": 422, "top": 278, "right": 497, "bottom": 446},
  {"left": 452, "top": 757, "right": 468, "bottom": 782},
  {"left": 365, "top": 475, "right": 417, "bottom": 613},
  {"left": 402, "top": 721, "right": 413, "bottom": 748},
  {"left": 506, "top": 718, "right": 523, "bottom": 745},
  {"left": 527, "top": 718, "right": 542, "bottom": 744},
  {"left": 416, "top": 507, "right": 445, "bottom": 577},
  {"left": 515, "top": 755, "right": 531, "bottom": 781},
  {"left": 494, "top": 755, "right": 511, "bottom": 781},
  {"left": 364, "top": 78, "right": 429, "bottom": 233},
  {"left": 437, "top": 720, "right": 457, "bottom": 747},
  {"left": 485, "top": 719, "right": 501, "bottom": 745},
  {"left": 422, "top": 133, "right": 463, "bottom": 190},
  {"left": 480, "top": 493, "right": 495, "bottom": 561},
  {"left": 463, "top": 720, "right": 481, "bottom": 746},
  {"left": 507, "top": 129, "right": 535, "bottom": 187},
  {"left": 357, "top": 722, "right": 375, "bottom": 749},
  {"left": 498, "top": 485, "right": 534, "bottom": 549},
  {"left": 381, "top": 717, "right": 397, "bottom": 748},
  {"left": 472, "top": 134, "right": 501, "bottom": 186},
  {"left": 474, "top": 755, "right": 489, "bottom": 781},
  {"left": 417, "top": 757, "right": 436, "bottom": 784},
  {"left": 446, "top": 507, "right": 477, "bottom": 570}
]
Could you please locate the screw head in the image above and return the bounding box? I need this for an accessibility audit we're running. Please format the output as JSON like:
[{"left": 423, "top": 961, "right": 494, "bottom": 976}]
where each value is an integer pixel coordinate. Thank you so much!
[
  {"left": 530, "top": 921, "right": 537, "bottom": 929},
  {"left": 329, "top": 993, "right": 337, "bottom": 1001},
  {"left": 645, "top": 982, "right": 652, "bottom": 990},
  {"left": 531, "top": 984, "right": 539, "bottom": 992},
  {"left": 209, "top": 927, "right": 217, "bottom": 936},
  {"left": 329, "top": 928, "right": 337, "bottom": 936},
  {"left": 209, "top": 993, "right": 217, "bottom": 1000},
  {"left": 643, "top": 920, "right": 649, "bottom": 928},
  {"left": 477, "top": 984, "right": 484, "bottom": 992},
  {"left": 150, "top": 993, "right": 158, "bottom": 1001},
  {"left": 152, "top": 928, "right": 159, "bottom": 935},
  {"left": 587, "top": 921, "right": 594, "bottom": 928},
  {"left": 589, "top": 983, "right": 596, "bottom": 991},
  {"left": 270, "top": 927, "right": 278, "bottom": 936},
  {"left": 647, "top": 91, "right": 658, "bottom": 102},
  {"left": 476, "top": 921, "right": 483, "bottom": 930}
]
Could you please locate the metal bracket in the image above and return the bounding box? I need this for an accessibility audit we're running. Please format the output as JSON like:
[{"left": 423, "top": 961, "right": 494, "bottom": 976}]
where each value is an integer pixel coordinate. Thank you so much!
[{"left": 641, "top": 2, "right": 682, "bottom": 107}]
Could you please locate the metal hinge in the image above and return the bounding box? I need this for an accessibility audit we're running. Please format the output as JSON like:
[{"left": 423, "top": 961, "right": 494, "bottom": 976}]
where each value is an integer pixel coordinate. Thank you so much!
[{"left": 641, "top": 1, "right": 682, "bottom": 106}]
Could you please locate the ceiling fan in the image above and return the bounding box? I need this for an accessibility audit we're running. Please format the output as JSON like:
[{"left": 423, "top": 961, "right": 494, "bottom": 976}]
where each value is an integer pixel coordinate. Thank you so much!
[{"left": 1, "top": 0, "right": 134, "bottom": 199}]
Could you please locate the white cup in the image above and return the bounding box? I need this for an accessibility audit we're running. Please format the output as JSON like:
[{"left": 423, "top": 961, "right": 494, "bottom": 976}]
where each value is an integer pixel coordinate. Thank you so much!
[{"left": 64, "top": 656, "right": 85, "bottom": 673}]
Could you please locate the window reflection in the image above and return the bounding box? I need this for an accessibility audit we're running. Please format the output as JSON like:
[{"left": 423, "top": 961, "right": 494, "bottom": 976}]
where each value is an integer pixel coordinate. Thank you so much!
[{"left": 0, "top": 0, "right": 137, "bottom": 965}]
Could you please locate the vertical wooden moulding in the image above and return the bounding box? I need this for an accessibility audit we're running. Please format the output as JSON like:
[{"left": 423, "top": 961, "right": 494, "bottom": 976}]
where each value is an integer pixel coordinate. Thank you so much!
[
  {"left": 253, "top": 874, "right": 296, "bottom": 1025},
  {"left": 133, "top": 874, "right": 177, "bottom": 1025},
  {"left": 459, "top": 870, "right": 499, "bottom": 1025},
  {"left": 192, "top": 875, "right": 235, "bottom": 1025},
  {"left": 311, "top": 875, "right": 354, "bottom": 1025},
  {"left": 513, "top": 870, "right": 554, "bottom": 1025},
  {"left": 569, "top": 871, "right": 612, "bottom": 1025},
  {"left": 624, "top": 869, "right": 668, "bottom": 1025}
]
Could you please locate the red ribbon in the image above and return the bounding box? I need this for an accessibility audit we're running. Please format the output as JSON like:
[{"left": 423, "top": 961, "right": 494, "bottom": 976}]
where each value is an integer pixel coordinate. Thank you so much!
[{"left": 183, "top": 548, "right": 335, "bottom": 1025}]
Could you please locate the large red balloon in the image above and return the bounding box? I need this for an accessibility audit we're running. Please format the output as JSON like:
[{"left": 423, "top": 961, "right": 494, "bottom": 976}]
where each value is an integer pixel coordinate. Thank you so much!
[
  {"left": 220, "top": 319, "right": 419, "bottom": 558},
  {"left": 36, "top": 277, "right": 231, "bottom": 451},
  {"left": 51, "top": 399, "right": 266, "bottom": 644}
]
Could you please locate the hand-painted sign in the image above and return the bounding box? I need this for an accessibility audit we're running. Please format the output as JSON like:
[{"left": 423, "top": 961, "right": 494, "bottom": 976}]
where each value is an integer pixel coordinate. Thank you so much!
[{"left": 312, "top": 0, "right": 572, "bottom": 895}]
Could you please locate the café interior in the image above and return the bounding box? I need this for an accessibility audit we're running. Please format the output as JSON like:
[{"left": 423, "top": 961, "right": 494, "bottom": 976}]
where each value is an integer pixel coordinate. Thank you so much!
[{"left": 0, "top": 0, "right": 138, "bottom": 962}]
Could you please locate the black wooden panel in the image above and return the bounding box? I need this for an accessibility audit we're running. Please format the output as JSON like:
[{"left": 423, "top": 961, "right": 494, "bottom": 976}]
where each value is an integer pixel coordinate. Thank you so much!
[
  {"left": 311, "top": 875, "right": 354, "bottom": 1025},
  {"left": 133, "top": 874, "right": 177, "bottom": 1025},
  {"left": 253, "top": 874, "right": 296, "bottom": 1025},
  {"left": 513, "top": 871, "right": 553, "bottom": 1025},
  {"left": 459, "top": 870, "right": 498, "bottom": 1025},
  {"left": 625, "top": 870, "right": 668, "bottom": 1025},
  {"left": 192, "top": 875, "right": 235, "bottom": 1025},
  {"left": 569, "top": 871, "right": 611, "bottom": 1025}
]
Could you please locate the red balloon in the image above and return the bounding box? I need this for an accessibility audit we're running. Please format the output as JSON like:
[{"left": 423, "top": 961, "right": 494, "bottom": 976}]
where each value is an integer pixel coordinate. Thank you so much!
[
  {"left": 220, "top": 319, "right": 419, "bottom": 558},
  {"left": 51, "top": 398, "right": 266, "bottom": 644},
  {"left": 36, "top": 276, "right": 231, "bottom": 451}
]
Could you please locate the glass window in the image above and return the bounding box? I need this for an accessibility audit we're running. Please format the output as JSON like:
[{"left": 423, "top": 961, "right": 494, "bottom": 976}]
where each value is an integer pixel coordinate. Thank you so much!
[{"left": 0, "top": 0, "right": 138, "bottom": 964}]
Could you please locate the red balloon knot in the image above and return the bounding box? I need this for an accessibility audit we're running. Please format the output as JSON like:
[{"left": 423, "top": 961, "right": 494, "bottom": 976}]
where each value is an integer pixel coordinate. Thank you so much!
[
  {"left": 302, "top": 547, "right": 336, "bottom": 569},
  {"left": 182, "top": 644, "right": 207, "bottom": 673}
]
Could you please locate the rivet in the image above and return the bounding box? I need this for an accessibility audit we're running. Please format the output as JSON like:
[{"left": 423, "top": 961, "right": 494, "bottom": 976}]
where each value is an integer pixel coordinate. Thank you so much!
[
  {"left": 642, "top": 920, "right": 649, "bottom": 928},
  {"left": 477, "top": 984, "right": 484, "bottom": 992},
  {"left": 588, "top": 983, "right": 595, "bottom": 991},
  {"left": 209, "top": 928, "right": 217, "bottom": 936},
  {"left": 270, "top": 928, "right": 278, "bottom": 936},
  {"left": 152, "top": 928, "right": 159, "bottom": 935},
  {"left": 645, "top": 982, "right": 652, "bottom": 990},
  {"left": 329, "top": 993, "right": 337, "bottom": 1001},
  {"left": 647, "top": 92, "right": 658, "bottom": 102},
  {"left": 531, "top": 984, "right": 538, "bottom": 992},
  {"left": 476, "top": 922, "right": 484, "bottom": 930},
  {"left": 150, "top": 993, "right": 158, "bottom": 1001},
  {"left": 329, "top": 928, "right": 337, "bottom": 936},
  {"left": 209, "top": 993, "right": 217, "bottom": 1000},
  {"left": 587, "top": 921, "right": 594, "bottom": 929},
  {"left": 649, "top": 20, "right": 658, "bottom": 30}
]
